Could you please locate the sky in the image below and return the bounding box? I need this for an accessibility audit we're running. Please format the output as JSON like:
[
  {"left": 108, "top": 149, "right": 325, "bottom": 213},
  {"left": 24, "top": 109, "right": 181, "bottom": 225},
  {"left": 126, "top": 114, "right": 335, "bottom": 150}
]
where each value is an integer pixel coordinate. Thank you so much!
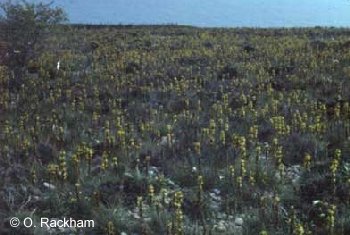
[{"left": 28, "top": 0, "right": 350, "bottom": 27}]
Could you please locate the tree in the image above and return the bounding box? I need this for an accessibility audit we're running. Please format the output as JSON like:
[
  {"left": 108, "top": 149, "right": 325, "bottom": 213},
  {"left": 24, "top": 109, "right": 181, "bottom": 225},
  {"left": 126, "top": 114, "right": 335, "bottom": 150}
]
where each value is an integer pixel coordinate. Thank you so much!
[{"left": 0, "top": 0, "right": 67, "bottom": 75}]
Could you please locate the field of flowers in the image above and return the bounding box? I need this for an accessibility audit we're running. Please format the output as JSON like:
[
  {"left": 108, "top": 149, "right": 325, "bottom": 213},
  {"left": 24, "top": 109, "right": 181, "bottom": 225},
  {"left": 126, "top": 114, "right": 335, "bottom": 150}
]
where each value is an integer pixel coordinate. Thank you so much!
[{"left": 1, "top": 25, "right": 350, "bottom": 234}]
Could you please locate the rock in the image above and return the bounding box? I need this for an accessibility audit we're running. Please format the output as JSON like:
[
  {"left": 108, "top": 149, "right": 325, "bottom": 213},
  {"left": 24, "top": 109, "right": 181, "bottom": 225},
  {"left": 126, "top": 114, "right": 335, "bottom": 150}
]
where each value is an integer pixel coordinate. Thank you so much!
[
  {"left": 148, "top": 166, "right": 159, "bottom": 177},
  {"left": 131, "top": 210, "right": 141, "bottom": 219},
  {"left": 192, "top": 166, "right": 198, "bottom": 173},
  {"left": 216, "top": 213, "right": 226, "bottom": 219},
  {"left": 286, "top": 165, "right": 301, "bottom": 185},
  {"left": 159, "top": 136, "right": 167, "bottom": 146},
  {"left": 214, "top": 220, "right": 227, "bottom": 233},
  {"left": 165, "top": 178, "right": 177, "bottom": 188},
  {"left": 212, "top": 188, "right": 221, "bottom": 194},
  {"left": 258, "top": 154, "right": 269, "bottom": 162},
  {"left": 312, "top": 200, "right": 321, "bottom": 205},
  {"left": 274, "top": 164, "right": 302, "bottom": 185},
  {"left": 43, "top": 182, "right": 56, "bottom": 190},
  {"left": 209, "top": 192, "right": 221, "bottom": 202},
  {"left": 159, "top": 135, "right": 175, "bottom": 147},
  {"left": 209, "top": 200, "right": 221, "bottom": 211},
  {"left": 234, "top": 217, "right": 243, "bottom": 227}
]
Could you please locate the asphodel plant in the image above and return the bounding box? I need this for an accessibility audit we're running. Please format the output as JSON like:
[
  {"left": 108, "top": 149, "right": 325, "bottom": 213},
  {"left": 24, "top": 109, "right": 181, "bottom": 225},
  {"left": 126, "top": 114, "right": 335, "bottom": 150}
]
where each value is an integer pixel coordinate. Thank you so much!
[
  {"left": 83, "top": 144, "right": 93, "bottom": 175},
  {"left": 249, "top": 125, "right": 259, "bottom": 143},
  {"left": 238, "top": 136, "right": 247, "bottom": 182},
  {"left": 173, "top": 191, "right": 184, "bottom": 235},
  {"left": 72, "top": 152, "right": 80, "bottom": 178},
  {"left": 101, "top": 151, "right": 109, "bottom": 171},
  {"left": 197, "top": 175, "right": 204, "bottom": 202},
  {"left": 193, "top": 141, "right": 202, "bottom": 171},
  {"left": 166, "top": 124, "right": 173, "bottom": 148},
  {"left": 137, "top": 196, "right": 143, "bottom": 218},
  {"left": 148, "top": 184, "right": 155, "bottom": 204},
  {"left": 255, "top": 145, "right": 261, "bottom": 181},
  {"left": 106, "top": 220, "right": 116, "bottom": 235},
  {"left": 48, "top": 163, "right": 59, "bottom": 182},
  {"left": 58, "top": 150, "right": 68, "bottom": 181},
  {"left": 275, "top": 146, "right": 284, "bottom": 180},
  {"left": 303, "top": 153, "right": 311, "bottom": 171},
  {"left": 330, "top": 149, "right": 341, "bottom": 196},
  {"left": 327, "top": 204, "right": 336, "bottom": 235}
]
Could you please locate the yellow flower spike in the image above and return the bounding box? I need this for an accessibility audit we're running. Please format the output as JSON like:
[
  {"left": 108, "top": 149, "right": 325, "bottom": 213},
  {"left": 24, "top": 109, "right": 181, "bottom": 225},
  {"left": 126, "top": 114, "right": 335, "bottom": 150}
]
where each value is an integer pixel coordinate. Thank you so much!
[
  {"left": 260, "top": 230, "right": 268, "bottom": 235},
  {"left": 249, "top": 125, "right": 259, "bottom": 140},
  {"left": 237, "top": 176, "right": 243, "bottom": 188},
  {"left": 334, "top": 103, "right": 341, "bottom": 118},
  {"left": 294, "top": 223, "right": 304, "bottom": 235},
  {"left": 148, "top": 184, "right": 155, "bottom": 203},
  {"left": 229, "top": 165, "right": 235, "bottom": 178},
  {"left": 240, "top": 93, "right": 247, "bottom": 104},
  {"left": 130, "top": 138, "right": 136, "bottom": 147},
  {"left": 303, "top": 153, "right": 312, "bottom": 170},
  {"left": 193, "top": 141, "right": 201, "bottom": 155},
  {"left": 58, "top": 150, "right": 68, "bottom": 181},
  {"left": 249, "top": 171, "right": 255, "bottom": 186},
  {"left": 239, "top": 107, "right": 246, "bottom": 117},
  {"left": 256, "top": 145, "right": 261, "bottom": 156},
  {"left": 220, "top": 130, "right": 226, "bottom": 145},
  {"left": 105, "top": 120, "right": 110, "bottom": 129},
  {"left": 334, "top": 149, "right": 341, "bottom": 161},
  {"left": 197, "top": 175, "right": 204, "bottom": 191},
  {"left": 48, "top": 163, "right": 59, "bottom": 177},
  {"left": 106, "top": 221, "right": 115, "bottom": 235},
  {"left": 31, "top": 167, "right": 37, "bottom": 184},
  {"left": 224, "top": 122, "right": 229, "bottom": 132},
  {"left": 274, "top": 194, "right": 280, "bottom": 203},
  {"left": 174, "top": 191, "right": 184, "bottom": 208},
  {"left": 166, "top": 124, "right": 172, "bottom": 134},
  {"left": 326, "top": 204, "right": 336, "bottom": 230},
  {"left": 136, "top": 196, "right": 143, "bottom": 218},
  {"left": 278, "top": 163, "right": 285, "bottom": 176},
  {"left": 101, "top": 151, "right": 109, "bottom": 171},
  {"left": 166, "top": 133, "right": 172, "bottom": 147},
  {"left": 173, "top": 191, "right": 184, "bottom": 234},
  {"left": 104, "top": 128, "right": 110, "bottom": 139},
  {"left": 112, "top": 156, "right": 118, "bottom": 168},
  {"left": 209, "top": 119, "right": 216, "bottom": 131},
  {"left": 185, "top": 98, "right": 189, "bottom": 108}
]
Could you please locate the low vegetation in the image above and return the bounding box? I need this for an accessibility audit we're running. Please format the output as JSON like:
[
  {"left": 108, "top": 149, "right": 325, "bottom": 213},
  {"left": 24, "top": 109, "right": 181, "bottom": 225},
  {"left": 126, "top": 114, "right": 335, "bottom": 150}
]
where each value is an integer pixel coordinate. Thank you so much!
[{"left": 0, "top": 5, "right": 350, "bottom": 234}]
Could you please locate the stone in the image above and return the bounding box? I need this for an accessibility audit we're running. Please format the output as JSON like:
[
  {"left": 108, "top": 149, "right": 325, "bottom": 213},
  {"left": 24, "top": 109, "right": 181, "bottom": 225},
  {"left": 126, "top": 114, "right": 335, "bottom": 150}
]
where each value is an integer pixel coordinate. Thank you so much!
[
  {"left": 234, "top": 217, "right": 243, "bottom": 227},
  {"left": 43, "top": 182, "right": 56, "bottom": 190},
  {"left": 148, "top": 166, "right": 159, "bottom": 177},
  {"left": 209, "top": 192, "right": 222, "bottom": 202},
  {"left": 214, "top": 220, "right": 227, "bottom": 233}
]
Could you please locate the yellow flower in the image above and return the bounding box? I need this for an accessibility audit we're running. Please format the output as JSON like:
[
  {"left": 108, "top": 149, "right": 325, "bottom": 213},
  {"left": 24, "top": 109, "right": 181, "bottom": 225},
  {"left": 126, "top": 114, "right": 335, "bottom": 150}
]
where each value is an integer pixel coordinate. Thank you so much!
[
  {"left": 193, "top": 141, "right": 201, "bottom": 155},
  {"left": 303, "top": 153, "right": 312, "bottom": 170}
]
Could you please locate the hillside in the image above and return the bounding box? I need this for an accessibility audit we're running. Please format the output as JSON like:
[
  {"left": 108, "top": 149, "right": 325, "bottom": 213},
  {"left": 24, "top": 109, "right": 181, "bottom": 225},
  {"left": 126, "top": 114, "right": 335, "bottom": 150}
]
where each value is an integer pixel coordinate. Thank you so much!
[{"left": 1, "top": 26, "right": 350, "bottom": 234}]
